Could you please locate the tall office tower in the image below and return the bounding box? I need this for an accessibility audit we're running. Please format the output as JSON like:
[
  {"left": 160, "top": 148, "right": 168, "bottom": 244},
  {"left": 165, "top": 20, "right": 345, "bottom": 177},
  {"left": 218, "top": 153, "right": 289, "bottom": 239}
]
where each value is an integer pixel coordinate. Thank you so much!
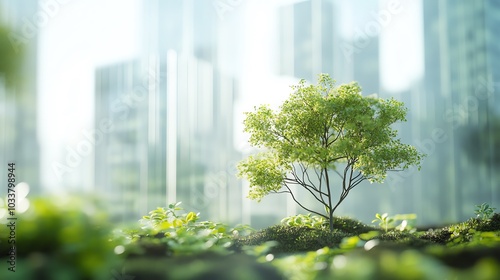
[
  {"left": 0, "top": 0, "right": 40, "bottom": 194},
  {"left": 421, "top": 0, "right": 500, "bottom": 223},
  {"left": 95, "top": 1, "right": 242, "bottom": 223},
  {"left": 277, "top": 0, "right": 380, "bottom": 91},
  {"left": 350, "top": 35, "right": 380, "bottom": 95},
  {"left": 277, "top": 0, "right": 336, "bottom": 83},
  {"left": 143, "top": 0, "right": 241, "bottom": 223},
  {"left": 142, "top": 0, "right": 220, "bottom": 65},
  {"left": 95, "top": 55, "right": 240, "bottom": 223},
  {"left": 94, "top": 60, "right": 147, "bottom": 221}
]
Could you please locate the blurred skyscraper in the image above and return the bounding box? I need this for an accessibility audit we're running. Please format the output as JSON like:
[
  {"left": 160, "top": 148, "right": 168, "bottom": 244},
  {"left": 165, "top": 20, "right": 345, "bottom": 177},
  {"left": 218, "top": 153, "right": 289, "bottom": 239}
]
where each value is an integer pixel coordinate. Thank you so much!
[
  {"left": 0, "top": 0, "right": 40, "bottom": 194},
  {"left": 94, "top": 1, "right": 242, "bottom": 223},
  {"left": 277, "top": 0, "right": 336, "bottom": 83},
  {"left": 417, "top": 0, "right": 500, "bottom": 223},
  {"left": 277, "top": 0, "right": 380, "bottom": 94},
  {"left": 274, "top": 0, "right": 500, "bottom": 226}
]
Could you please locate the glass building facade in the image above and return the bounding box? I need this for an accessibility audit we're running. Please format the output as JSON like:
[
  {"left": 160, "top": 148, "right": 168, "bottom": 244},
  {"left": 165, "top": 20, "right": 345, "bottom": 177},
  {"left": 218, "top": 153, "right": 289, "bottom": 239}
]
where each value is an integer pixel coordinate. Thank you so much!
[
  {"left": 95, "top": 53, "right": 241, "bottom": 223},
  {"left": 412, "top": 0, "right": 500, "bottom": 223},
  {"left": 277, "top": 0, "right": 336, "bottom": 83},
  {"left": 93, "top": 0, "right": 500, "bottom": 226},
  {"left": 273, "top": 0, "right": 499, "bottom": 226},
  {"left": 0, "top": 0, "right": 40, "bottom": 195},
  {"left": 95, "top": 0, "right": 242, "bottom": 223}
]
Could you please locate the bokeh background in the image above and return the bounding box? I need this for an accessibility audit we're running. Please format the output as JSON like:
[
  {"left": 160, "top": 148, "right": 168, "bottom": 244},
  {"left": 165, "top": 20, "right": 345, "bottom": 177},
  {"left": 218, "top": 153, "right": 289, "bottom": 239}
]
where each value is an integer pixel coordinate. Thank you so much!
[{"left": 1, "top": 0, "right": 499, "bottom": 229}]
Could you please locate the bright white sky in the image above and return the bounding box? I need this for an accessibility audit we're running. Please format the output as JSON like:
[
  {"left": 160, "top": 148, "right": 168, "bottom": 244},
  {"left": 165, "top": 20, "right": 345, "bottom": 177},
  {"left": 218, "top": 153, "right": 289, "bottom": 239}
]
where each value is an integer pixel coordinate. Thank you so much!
[{"left": 37, "top": 0, "right": 423, "bottom": 190}]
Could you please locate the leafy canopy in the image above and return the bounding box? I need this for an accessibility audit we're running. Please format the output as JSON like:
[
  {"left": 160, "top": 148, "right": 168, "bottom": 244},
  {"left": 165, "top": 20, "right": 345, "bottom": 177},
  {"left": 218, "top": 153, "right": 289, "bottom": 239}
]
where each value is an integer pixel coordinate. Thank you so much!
[{"left": 238, "top": 74, "right": 424, "bottom": 202}]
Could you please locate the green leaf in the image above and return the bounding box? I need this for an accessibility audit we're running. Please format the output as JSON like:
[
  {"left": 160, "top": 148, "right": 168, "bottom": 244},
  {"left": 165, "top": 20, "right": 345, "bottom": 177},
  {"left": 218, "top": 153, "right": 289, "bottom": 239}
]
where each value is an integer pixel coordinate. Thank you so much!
[
  {"left": 185, "top": 211, "right": 197, "bottom": 222},
  {"left": 173, "top": 219, "right": 184, "bottom": 228},
  {"left": 217, "top": 227, "right": 226, "bottom": 233}
]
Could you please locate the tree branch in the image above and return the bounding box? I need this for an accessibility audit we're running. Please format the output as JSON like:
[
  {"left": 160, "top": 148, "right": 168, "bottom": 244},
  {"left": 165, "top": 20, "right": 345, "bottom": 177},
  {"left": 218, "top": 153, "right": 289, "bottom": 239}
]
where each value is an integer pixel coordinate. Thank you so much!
[
  {"left": 289, "top": 165, "right": 325, "bottom": 195},
  {"left": 333, "top": 169, "right": 344, "bottom": 180},
  {"left": 284, "top": 176, "right": 328, "bottom": 202},
  {"left": 326, "top": 126, "right": 344, "bottom": 147},
  {"left": 349, "top": 177, "right": 366, "bottom": 190},
  {"left": 324, "top": 167, "right": 334, "bottom": 230},
  {"left": 302, "top": 164, "right": 318, "bottom": 192},
  {"left": 342, "top": 161, "right": 351, "bottom": 191},
  {"left": 315, "top": 168, "right": 326, "bottom": 203},
  {"left": 282, "top": 183, "right": 328, "bottom": 219}
]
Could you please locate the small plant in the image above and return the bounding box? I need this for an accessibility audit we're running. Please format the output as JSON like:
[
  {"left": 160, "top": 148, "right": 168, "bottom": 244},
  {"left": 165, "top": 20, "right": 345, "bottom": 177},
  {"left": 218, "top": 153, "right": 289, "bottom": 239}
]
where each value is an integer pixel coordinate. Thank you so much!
[
  {"left": 372, "top": 213, "right": 394, "bottom": 232},
  {"left": 447, "top": 221, "right": 477, "bottom": 245},
  {"left": 371, "top": 213, "right": 417, "bottom": 232},
  {"left": 474, "top": 203, "right": 496, "bottom": 220},
  {"left": 140, "top": 202, "right": 199, "bottom": 230},
  {"left": 393, "top": 213, "right": 417, "bottom": 232},
  {"left": 130, "top": 202, "right": 254, "bottom": 255},
  {"left": 281, "top": 213, "right": 327, "bottom": 229}
]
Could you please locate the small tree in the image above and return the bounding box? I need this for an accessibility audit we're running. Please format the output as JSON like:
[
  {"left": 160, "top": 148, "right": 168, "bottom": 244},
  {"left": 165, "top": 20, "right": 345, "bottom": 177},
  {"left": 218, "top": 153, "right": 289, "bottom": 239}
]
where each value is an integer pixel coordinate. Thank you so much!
[{"left": 238, "top": 74, "right": 424, "bottom": 232}]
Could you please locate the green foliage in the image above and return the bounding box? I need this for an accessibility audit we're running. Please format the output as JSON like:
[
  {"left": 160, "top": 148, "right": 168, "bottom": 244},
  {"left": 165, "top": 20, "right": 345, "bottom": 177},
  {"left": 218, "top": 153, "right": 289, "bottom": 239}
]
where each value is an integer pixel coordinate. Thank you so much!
[
  {"left": 392, "top": 213, "right": 418, "bottom": 231},
  {"left": 281, "top": 214, "right": 327, "bottom": 229},
  {"left": 1, "top": 196, "right": 497, "bottom": 279},
  {"left": 271, "top": 247, "right": 337, "bottom": 280},
  {"left": 372, "top": 213, "right": 394, "bottom": 232},
  {"left": 372, "top": 212, "right": 417, "bottom": 232},
  {"left": 238, "top": 74, "right": 424, "bottom": 231},
  {"left": 122, "top": 202, "right": 254, "bottom": 256},
  {"left": 119, "top": 210, "right": 500, "bottom": 279},
  {"left": 419, "top": 215, "right": 500, "bottom": 247},
  {"left": 0, "top": 196, "right": 118, "bottom": 280},
  {"left": 269, "top": 232, "right": 500, "bottom": 280},
  {"left": 476, "top": 213, "right": 500, "bottom": 232},
  {"left": 330, "top": 246, "right": 500, "bottom": 280},
  {"left": 475, "top": 203, "right": 496, "bottom": 220},
  {"left": 140, "top": 202, "right": 199, "bottom": 230},
  {"left": 447, "top": 221, "right": 477, "bottom": 245},
  {"left": 123, "top": 252, "right": 286, "bottom": 280}
]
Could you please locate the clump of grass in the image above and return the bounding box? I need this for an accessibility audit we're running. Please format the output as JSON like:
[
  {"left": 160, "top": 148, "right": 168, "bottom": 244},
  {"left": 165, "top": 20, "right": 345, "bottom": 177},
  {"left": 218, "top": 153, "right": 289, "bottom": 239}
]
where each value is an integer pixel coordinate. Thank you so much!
[
  {"left": 330, "top": 216, "right": 377, "bottom": 235},
  {"left": 233, "top": 225, "right": 351, "bottom": 254},
  {"left": 378, "top": 230, "right": 434, "bottom": 248},
  {"left": 476, "top": 213, "right": 500, "bottom": 231},
  {"left": 419, "top": 228, "right": 452, "bottom": 245}
]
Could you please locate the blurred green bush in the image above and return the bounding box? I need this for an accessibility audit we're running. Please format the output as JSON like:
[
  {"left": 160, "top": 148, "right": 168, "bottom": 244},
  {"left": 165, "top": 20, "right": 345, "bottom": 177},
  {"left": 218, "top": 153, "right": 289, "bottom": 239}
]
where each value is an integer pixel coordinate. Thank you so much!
[{"left": 0, "top": 196, "right": 118, "bottom": 280}]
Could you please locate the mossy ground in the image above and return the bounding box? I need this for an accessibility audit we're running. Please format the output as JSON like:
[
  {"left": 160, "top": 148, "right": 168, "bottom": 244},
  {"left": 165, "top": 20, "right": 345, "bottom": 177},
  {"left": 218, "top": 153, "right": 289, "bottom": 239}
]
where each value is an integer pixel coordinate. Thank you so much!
[
  {"left": 1, "top": 199, "right": 499, "bottom": 280},
  {"left": 230, "top": 214, "right": 500, "bottom": 279}
]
